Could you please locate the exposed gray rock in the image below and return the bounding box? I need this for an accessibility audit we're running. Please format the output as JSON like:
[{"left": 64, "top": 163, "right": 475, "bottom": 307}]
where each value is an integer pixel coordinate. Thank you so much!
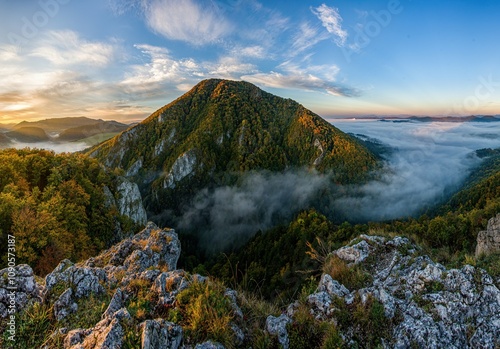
[
  {"left": 141, "top": 319, "right": 182, "bottom": 349},
  {"left": 152, "top": 270, "right": 191, "bottom": 306},
  {"left": 163, "top": 150, "right": 197, "bottom": 189},
  {"left": 307, "top": 291, "right": 334, "bottom": 318},
  {"left": 54, "top": 288, "right": 78, "bottom": 321},
  {"left": 67, "top": 308, "right": 131, "bottom": 349},
  {"left": 126, "top": 158, "right": 143, "bottom": 177},
  {"left": 0, "top": 264, "right": 42, "bottom": 317},
  {"left": 335, "top": 239, "right": 372, "bottom": 264},
  {"left": 154, "top": 131, "right": 175, "bottom": 157},
  {"left": 102, "top": 288, "right": 126, "bottom": 319},
  {"left": 231, "top": 323, "right": 245, "bottom": 345},
  {"left": 195, "top": 340, "right": 225, "bottom": 349},
  {"left": 224, "top": 289, "right": 244, "bottom": 319},
  {"left": 72, "top": 267, "right": 106, "bottom": 298},
  {"left": 57, "top": 223, "right": 192, "bottom": 348},
  {"left": 45, "top": 260, "right": 106, "bottom": 300},
  {"left": 64, "top": 328, "right": 92, "bottom": 348},
  {"left": 313, "top": 138, "right": 325, "bottom": 166},
  {"left": 476, "top": 213, "right": 500, "bottom": 257},
  {"left": 102, "top": 185, "right": 117, "bottom": 209},
  {"left": 317, "top": 274, "right": 350, "bottom": 296},
  {"left": 45, "top": 259, "right": 74, "bottom": 293},
  {"left": 116, "top": 176, "right": 147, "bottom": 226},
  {"left": 307, "top": 234, "right": 500, "bottom": 348},
  {"left": 266, "top": 314, "right": 291, "bottom": 349}
]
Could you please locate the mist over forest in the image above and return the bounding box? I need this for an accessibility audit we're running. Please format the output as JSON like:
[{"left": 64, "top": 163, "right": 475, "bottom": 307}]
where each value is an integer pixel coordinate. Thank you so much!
[{"left": 148, "top": 119, "right": 500, "bottom": 252}]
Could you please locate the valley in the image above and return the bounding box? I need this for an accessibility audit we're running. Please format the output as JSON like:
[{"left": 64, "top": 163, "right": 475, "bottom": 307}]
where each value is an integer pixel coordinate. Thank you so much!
[{"left": 0, "top": 80, "right": 499, "bottom": 349}]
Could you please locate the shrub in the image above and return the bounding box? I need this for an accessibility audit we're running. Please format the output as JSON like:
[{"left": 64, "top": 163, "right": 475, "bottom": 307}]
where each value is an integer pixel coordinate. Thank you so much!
[
  {"left": 176, "top": 280, "right": 235, "bottom": 348},
  {"left": 60, "top": 293, "right": 110, "bottom": 329},
  {"left": 126, "top": 279, "right": 154, "bottom": 321},
  {"left": 287, "top": 303, "right": 344, "bottom": 349},
  {"left": 334, "top": 294, "right": 392, "bottom": 348},
  {"left": 1, "top": 302, "right": 53, "bottom": 349},
  {"left": 323, "top": 255, "right": 371, "bottom": 290}
]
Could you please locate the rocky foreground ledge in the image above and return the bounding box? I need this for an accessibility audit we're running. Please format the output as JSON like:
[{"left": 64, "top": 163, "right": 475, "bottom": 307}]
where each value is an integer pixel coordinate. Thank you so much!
[{"left": 1, "top": 223, "right": 499, "bottom": 348}]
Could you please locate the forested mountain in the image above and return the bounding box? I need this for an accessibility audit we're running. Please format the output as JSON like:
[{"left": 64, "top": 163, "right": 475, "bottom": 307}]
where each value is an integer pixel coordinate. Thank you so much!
[
  {"left": 89, "top": 79, "right": 379, "bottom": 217},
  {"left": 6, "top": 127, "right": 50, "bottom": 143},
  {"left": 57, "top": 121, "right": 130, "bottom": 142}
]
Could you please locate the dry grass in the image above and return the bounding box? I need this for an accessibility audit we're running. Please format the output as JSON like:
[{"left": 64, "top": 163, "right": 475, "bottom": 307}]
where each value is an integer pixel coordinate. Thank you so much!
[{"left": 322, "top": 255, "right": 371, "bottom": 291}]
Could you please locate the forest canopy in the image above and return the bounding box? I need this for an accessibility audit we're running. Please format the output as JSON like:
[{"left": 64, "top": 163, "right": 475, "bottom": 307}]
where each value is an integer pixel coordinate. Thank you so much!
[{"left": 0, "top": 148, "right": 136, "bottom": 275}]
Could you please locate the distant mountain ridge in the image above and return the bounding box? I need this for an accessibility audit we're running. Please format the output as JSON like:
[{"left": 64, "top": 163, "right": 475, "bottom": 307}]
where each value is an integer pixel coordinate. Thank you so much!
[
  {"left": 12, "top": 116, "right": 121, "bottom": 132},
  {"left": 0, "top": 117, "right": 130, "bottom": 146},
  {"left": 7, "top": 126, "right": 50, "bottom": 142},
  {"left": 89, "top": 79, "right": 379, "bottom": 217}
]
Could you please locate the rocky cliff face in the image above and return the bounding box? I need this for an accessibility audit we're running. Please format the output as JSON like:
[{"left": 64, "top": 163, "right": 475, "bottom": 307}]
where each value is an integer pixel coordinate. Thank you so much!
[
  {"left": 1, "top": 225, "right": 499, "bottom": 348},
  {"left": 476, "top": 213, "right": 500, "bottom": 257},
  {"left": 103, "top": 176, "right": 148, "bottom": 228}
]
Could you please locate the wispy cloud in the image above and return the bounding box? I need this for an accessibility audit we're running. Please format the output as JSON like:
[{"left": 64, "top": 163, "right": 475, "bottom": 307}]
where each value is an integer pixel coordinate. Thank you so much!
[
  {"left": 291, "top": 23, "right": 329, "bottom": 56},
  {"left": 311, "top": 4, "right": 348, "bottom": 47},
  {"left": 141, "top": 0, "right": 232, "bottom": 45},
  {"left": 205, "top": 56, "right": 257, "bottom": 78},
  {"left": 230, "top": 45, "right": 267, "bottom": 59},
  {"left": 0, "top": 45, "right": 22, "bottom": 62},
  {"left": 30, "top": 31, "right": 115, "bottom": 67},
  {"left": 242, "top": 61, "right": 359, "bottom": 97}
]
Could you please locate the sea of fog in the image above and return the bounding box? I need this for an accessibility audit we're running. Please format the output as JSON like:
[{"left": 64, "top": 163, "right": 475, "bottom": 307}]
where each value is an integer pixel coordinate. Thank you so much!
[
  {"left": 167, "top": 120, "right": 500, "bottom": 251},
  {"left": 332, "top": 119, "right": 500, "bottom": 221}
]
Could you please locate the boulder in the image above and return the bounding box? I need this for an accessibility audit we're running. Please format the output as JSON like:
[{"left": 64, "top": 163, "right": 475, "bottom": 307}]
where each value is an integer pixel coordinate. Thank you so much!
[
  {"left": 266, "top": 314, "right": 292, "bottom": 349},
  {"left": 0, "top": 264, "right": 42, "bottom": 317},
  {"left": 141, "top": 319, "right": 182, "bottom": 349}
]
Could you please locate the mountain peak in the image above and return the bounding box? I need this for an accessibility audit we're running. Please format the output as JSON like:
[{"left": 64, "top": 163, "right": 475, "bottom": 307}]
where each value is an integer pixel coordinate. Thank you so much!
[{"left": 89, "top": 79, "right": 379, "bottom": 220}]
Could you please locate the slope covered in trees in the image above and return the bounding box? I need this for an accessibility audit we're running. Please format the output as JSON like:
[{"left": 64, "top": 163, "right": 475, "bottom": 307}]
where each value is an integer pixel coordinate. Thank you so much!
[
  {"left": 444, "top": 148, "right": 500, "bottom": 213},
  {"left": 89, "top": 79, "right": 379, "bottom": 219},
  {"left": 0, "top": 149, "right": 138, "bottom": 275}
]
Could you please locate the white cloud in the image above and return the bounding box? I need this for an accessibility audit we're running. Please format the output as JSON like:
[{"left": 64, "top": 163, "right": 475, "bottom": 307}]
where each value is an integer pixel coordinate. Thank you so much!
[
  {"left": 30, "top": 31, "right": 115, "bottom": 66},
  {"left": 122, "top": 44, "right": 257, "bottom": 94},
  {"left": 142, "top": 0, "right": 231, "bottom": 45},
  {"left": 291, "top": 23, "right": 329, "bottom": 55},
  {"left": 232, "top": 45, "right": 267, "bottom": 59},
  {"left": 205, "top": 56, "right": 257, "bottom": 78},
  {"left": 0, "top": 45, "right": 22, "bottom": 62},
  {"left": 121, "top": 44, "right": 203, "bottom": 92},
  {"left": 242, "top": 62, "right": 357, "bottom": 97},
  {"left": 311, "top": 4, "right": 348, "bottom": 47}
]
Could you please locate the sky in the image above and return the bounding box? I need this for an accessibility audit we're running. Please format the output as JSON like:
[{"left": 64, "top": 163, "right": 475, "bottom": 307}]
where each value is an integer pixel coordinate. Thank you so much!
[{"left": 1, "top": 0, "right": 500, "bottom": 124}]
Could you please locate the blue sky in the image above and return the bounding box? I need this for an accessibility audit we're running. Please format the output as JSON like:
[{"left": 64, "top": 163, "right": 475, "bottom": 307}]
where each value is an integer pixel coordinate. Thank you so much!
[{"left": 1, "top": 0, "right": 500, "bottom": 123}]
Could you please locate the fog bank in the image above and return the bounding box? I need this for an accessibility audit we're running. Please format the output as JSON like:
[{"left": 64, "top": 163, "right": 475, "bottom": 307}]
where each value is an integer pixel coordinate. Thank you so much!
[{"left": 333, "top": 120, "right": 500, "bottom": 221}]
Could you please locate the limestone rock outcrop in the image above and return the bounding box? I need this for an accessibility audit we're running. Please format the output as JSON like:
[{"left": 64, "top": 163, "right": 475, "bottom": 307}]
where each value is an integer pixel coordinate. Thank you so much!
[
  {"left": 286, "top": 235, "right": 500, "bottom": 349},
  {"left": 0, "top": 264, "right": 42, "bottom": 318},
  {"left": 115, "top": 176, "right": 148, "bottom": 226},
  {"left": 3, "top": 221, "right": 500, "bottom": 348},
  {"left": 476, "top": 213, "right": 500, "bottom": 257}
]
